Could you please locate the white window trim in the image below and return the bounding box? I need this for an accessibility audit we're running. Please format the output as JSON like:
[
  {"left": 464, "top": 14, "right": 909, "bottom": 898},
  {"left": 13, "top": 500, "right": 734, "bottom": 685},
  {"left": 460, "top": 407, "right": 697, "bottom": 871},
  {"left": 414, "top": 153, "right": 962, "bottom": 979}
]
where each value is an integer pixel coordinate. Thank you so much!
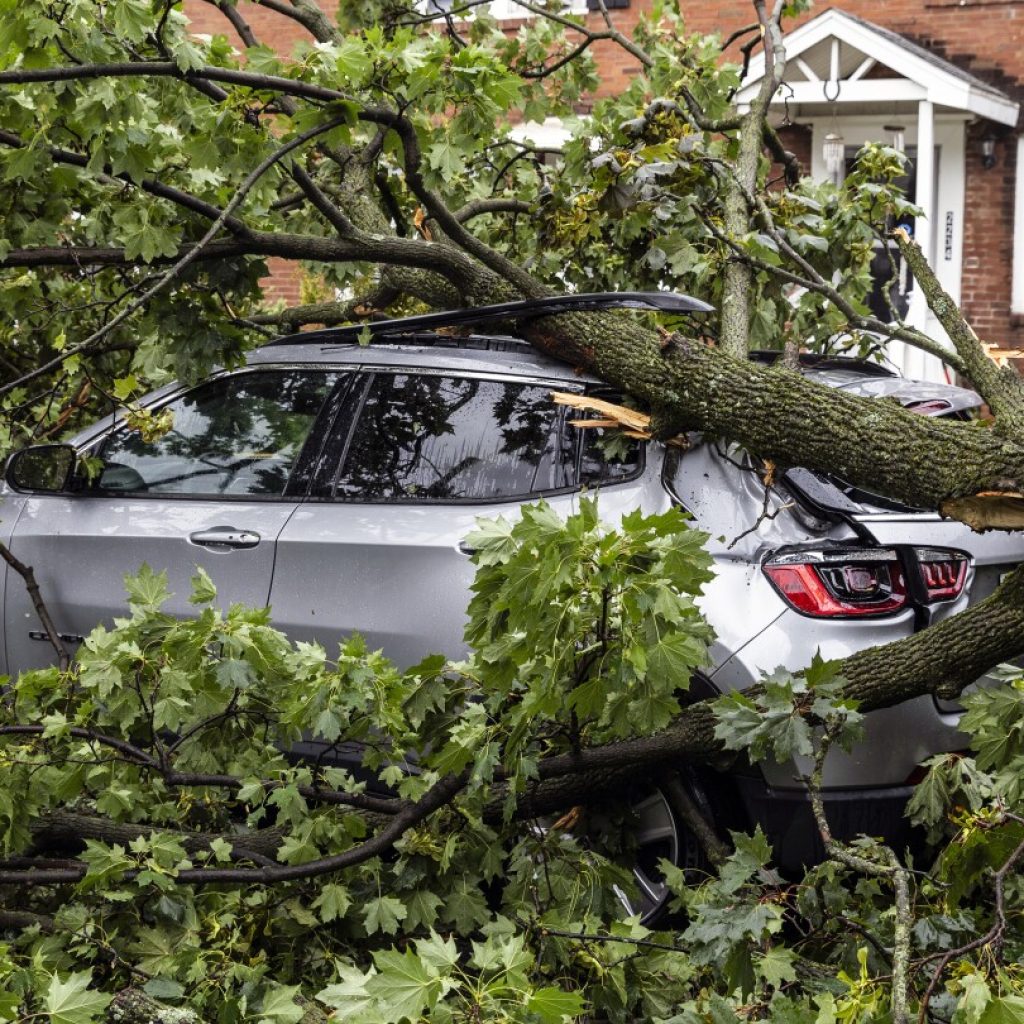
[
  {"left": 1013, "top": 137, "right": 1024, "bottom": 315},
  {"left": 422, "top": 0, "right": 588, "bottom": 21}
]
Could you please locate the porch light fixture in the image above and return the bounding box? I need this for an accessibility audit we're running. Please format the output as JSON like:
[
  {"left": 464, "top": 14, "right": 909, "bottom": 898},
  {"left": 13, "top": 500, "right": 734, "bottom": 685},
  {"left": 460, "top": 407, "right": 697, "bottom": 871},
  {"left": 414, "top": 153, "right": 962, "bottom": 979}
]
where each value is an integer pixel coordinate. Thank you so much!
[
  {"left": 823, "top": 132, "right": 845, "bottom": 180},
  {"left": 884, "top": 124, "right": 906, "bottom": 153},
  {"left": 981, "top": 133, "right": 998, "bottom": 170},
  {"left": 822, "top": 76, "right": 844, "bottom": 184}
]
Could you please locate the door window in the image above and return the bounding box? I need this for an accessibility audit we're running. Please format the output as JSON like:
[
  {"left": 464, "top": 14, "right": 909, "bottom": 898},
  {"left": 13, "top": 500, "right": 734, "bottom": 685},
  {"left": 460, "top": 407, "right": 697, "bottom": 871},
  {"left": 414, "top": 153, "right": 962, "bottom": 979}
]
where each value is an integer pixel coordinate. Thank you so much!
[
  {"left": 94, "top": 370, "right": 339, "bottom": 498},
  {"left": 314, "top": 372, "right": 641, "bottom": 503}
]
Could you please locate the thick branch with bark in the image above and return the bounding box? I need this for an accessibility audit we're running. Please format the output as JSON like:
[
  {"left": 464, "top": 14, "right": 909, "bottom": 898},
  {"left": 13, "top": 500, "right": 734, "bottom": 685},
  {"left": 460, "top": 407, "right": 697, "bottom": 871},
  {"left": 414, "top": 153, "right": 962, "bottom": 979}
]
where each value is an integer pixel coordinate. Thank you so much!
[
  {"left": 521, "top": 310, "right": 1024, "bottom": 528},
  {"left": 718, "top": 2, "right": 787, "bottom": 357}
]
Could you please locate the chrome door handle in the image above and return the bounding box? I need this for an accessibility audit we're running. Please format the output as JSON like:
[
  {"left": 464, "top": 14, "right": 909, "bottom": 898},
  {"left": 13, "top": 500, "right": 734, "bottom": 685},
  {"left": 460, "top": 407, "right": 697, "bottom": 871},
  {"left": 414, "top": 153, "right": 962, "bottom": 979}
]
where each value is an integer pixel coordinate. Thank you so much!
[
  {"left": 29, "top": 630, "right": 84, "bottom": 644},
  {"left": 457, "top": 541, "right": 477, "bottom": 556},
  {"left": 189, "top": 527, "right": 261, "bottom": 549}
]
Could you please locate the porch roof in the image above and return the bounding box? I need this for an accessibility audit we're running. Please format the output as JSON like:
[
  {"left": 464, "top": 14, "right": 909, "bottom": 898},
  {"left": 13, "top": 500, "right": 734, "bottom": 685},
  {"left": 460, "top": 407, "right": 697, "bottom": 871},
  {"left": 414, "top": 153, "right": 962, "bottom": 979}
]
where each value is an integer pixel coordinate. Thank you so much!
[{"left": 735, "top": 8, "right": 1019, "bottom": 127}]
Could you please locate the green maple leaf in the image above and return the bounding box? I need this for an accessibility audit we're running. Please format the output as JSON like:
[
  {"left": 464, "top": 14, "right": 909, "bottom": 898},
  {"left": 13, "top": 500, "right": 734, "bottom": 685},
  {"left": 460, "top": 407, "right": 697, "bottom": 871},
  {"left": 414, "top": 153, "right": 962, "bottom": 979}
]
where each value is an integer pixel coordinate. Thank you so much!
[
  {"left": 443, "top": 877, "right": 488, "bottom": 933},
  {"left": 257, "top": 984, "right": 304, "bottom": 1024},
  {"left": 312, "top": 883, "right": 351, "bottom": 923},
  {"left": 43, "top": 972, "right": 112, "bottom": 1024},
  {"left": 754, "top": 947, "right": 797, "bottom": 989},
  {"left": 980, "top": 997, "right": 1024, "bottom": 1024},
  {"left": 366, "top": 948, "right": 441, "bottom": 1022},
  {"left": 646, "top": 631, "right": 707, "bottom": 685},
  {"left": 363, "top": 895, "right": 407, "bottom": 936},
  {"left": 526, "top": 987, "right": 588, "bottom": 1023},
  {"left": 123, "top": 564, "right": 170, "bottom": 610}
]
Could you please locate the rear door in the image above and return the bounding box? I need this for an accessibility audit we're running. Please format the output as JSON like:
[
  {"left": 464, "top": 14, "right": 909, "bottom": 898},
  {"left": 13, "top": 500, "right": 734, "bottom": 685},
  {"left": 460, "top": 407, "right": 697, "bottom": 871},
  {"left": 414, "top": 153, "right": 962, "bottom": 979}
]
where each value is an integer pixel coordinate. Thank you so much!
[
  {"left": 4, "top": 368, "right": 339, "bottom": 673},
  {"left": 269, "top": 368, "right": 610, "bottom": 666}
]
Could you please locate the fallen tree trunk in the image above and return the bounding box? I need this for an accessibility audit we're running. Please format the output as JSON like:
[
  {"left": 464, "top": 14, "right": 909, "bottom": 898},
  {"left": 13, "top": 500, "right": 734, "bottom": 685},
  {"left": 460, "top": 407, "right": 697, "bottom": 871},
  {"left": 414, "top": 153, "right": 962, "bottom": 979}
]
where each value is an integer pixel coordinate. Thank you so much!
[{"left": 523, "top": 311, "right": 1024, "bottom": 532}]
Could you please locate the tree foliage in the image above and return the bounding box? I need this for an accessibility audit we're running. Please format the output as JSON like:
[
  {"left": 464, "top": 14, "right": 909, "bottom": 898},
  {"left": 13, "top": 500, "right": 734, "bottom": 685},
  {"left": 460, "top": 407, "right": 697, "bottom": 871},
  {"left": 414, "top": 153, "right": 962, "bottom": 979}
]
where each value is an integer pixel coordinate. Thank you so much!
[
  {"left": 1, "top": 505, "right": 1024, "bottom": 1022},
  {"left": 3, "top": 0, "right": 1024, "bottom": 1020}
]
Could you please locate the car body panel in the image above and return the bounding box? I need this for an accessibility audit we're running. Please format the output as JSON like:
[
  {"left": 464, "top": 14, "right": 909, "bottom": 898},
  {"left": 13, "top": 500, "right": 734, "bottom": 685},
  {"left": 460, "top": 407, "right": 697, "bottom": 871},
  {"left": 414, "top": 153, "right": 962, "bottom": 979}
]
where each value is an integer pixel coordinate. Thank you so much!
[
  {"left": 0, "top": 492, "right": 27, "bottom": 676},
  {"left": 3, "top": 493, "right": 299, "bottom": 674},
  {"left": 271, "top": 497, "right": 575, "bottom": 666}
]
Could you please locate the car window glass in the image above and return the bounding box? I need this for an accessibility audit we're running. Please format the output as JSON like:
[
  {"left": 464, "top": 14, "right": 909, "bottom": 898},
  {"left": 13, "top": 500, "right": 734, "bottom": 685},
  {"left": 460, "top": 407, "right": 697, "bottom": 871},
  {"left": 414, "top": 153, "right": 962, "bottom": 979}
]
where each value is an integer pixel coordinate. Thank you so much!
[
  {"left": 579, "top": 429, "right": 643, "bottom": 484},
  {"left": 96, "top": 370, "right": 338, "bottom": 497},
  {"left": 326, "top": 373, "right": 576, "bottom": 502}
]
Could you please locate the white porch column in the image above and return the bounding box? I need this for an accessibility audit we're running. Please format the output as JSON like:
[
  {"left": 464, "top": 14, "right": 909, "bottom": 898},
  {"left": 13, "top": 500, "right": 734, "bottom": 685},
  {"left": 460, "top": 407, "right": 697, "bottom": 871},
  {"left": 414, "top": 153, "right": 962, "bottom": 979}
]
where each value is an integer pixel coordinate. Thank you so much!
[{"left": 906, "top": 99, "right": 936, "bottom": 378}]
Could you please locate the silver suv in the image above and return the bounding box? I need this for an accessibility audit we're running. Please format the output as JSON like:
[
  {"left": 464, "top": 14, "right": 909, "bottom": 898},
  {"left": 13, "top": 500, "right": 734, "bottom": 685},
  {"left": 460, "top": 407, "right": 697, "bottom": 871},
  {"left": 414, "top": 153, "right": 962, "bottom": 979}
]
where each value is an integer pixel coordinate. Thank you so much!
[{"left": 4, "top": 293, "right": 1023, "bottom": 915}]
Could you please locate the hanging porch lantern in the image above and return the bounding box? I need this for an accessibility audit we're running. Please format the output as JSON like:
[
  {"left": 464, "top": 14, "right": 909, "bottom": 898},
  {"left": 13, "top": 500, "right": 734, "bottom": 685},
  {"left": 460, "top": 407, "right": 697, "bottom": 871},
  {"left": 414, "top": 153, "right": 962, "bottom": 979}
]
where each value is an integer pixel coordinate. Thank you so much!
[
  {"left": 823, "top": 131, "right": 845, "bottom": 178},
  {"left": 884, "top": 124, "right": 906, "bottom": 153}
]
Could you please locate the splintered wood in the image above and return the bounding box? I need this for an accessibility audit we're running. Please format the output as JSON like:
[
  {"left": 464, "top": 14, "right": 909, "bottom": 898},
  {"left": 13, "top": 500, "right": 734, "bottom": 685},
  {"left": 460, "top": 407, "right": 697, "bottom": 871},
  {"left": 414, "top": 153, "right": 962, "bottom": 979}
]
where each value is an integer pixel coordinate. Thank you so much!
[
  {"left": 551, "top": 391, "right": 689, "bottom": 448},
  {"left": 941, "top": 492, "right": 1024, "bottom": 532},
  {"left": 981, "top": 342, "right": 1024, "bottom": 369}
]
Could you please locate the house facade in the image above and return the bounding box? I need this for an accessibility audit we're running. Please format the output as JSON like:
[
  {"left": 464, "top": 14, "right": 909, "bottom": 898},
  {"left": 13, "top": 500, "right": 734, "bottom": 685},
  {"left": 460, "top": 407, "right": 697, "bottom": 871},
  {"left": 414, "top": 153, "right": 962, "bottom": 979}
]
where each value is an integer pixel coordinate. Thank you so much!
[{"left": 183, "top": 0, "right": 1024, "bottom": 372}]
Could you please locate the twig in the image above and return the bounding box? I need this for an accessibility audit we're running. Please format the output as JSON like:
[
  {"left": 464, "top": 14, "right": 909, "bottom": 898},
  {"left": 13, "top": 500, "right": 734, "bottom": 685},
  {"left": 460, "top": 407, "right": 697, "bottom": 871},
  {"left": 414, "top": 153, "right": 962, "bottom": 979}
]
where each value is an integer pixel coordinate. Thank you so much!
[
  {"left": 917, "top": 813, "right": 1024, "bottom": 1024},
  {"left": 809, "top": 727, "right": 913, "bottom": 1024},
  {"left": 0, "top": 544, "right": 69, "bottom": 671}
]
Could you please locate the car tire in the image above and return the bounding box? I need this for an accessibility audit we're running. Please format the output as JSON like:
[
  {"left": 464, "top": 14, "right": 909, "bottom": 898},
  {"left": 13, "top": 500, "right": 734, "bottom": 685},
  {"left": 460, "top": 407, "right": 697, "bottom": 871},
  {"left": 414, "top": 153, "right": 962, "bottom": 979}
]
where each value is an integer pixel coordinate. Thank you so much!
[{"left": 608, "top": 772, "right": 712, "bottom": 924}]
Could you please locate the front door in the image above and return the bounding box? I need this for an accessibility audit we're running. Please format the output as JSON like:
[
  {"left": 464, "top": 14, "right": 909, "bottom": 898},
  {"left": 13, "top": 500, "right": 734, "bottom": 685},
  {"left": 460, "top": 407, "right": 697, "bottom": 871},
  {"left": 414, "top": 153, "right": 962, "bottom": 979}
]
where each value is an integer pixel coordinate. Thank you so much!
[{"left": 4, "top": 367, "right": 338, "bottom": 674}]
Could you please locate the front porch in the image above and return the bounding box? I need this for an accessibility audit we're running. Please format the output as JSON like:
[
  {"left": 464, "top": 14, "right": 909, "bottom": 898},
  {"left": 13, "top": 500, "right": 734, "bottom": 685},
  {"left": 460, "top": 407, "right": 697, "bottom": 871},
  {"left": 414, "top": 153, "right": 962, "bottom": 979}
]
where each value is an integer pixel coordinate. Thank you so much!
[{"left": 735, "top": 8, "right": 1019, "bottom": 381}]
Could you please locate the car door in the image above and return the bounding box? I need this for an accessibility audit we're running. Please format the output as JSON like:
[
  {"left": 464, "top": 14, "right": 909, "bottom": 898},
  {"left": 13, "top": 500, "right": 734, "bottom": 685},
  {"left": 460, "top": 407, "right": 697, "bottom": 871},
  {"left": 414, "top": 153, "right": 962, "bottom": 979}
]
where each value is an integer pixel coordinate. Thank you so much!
[
  {"left": 269, "top": 368, "right": 602, "bottom": 667},
  {"left": 4, "top": 367, "right": 340, "bottom": 674}
]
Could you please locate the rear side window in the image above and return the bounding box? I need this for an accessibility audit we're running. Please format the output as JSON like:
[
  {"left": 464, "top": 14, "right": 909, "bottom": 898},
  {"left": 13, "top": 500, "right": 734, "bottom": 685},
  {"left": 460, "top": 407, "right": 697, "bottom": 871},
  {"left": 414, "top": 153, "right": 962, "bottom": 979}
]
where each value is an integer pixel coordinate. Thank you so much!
[
  {"left": 313, "top": 372, "right": 642, "bottom": 504},
  {"left": 317, "top": 373, "right": 574, "bottom": 502},
  {"left": 95, "top": 370, "right": 338, "bottom": 498}
]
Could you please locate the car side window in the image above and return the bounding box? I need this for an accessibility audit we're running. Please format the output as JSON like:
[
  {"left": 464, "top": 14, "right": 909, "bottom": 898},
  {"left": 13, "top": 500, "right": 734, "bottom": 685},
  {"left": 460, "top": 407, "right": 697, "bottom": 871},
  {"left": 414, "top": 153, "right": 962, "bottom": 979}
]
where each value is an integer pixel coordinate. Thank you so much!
[
  {"left": 579, "top": 422, "right": 643, "bottom": 484},
  {"left": 318, "top": 372, "right": 577, "bottom": 502},
  {"left": 94, "top": 370, "right": 339, "bottom": 498}
]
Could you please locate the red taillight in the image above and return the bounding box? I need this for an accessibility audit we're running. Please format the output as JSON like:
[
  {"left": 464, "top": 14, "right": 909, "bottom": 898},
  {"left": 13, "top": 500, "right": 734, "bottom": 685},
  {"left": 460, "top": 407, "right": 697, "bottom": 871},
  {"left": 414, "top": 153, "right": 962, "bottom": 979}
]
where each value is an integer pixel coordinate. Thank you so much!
[
  {"left": 905, "top": 399, "right": 952, "bottom": 416},
  {"left": 764, "top": 547, "right": 970, "bottom": 618},
  {"left": 764, "top": 552, "right": 908, "bottom": 618},
  {"left": 916, "top": 548, "right": 969, "bottom": 602}
]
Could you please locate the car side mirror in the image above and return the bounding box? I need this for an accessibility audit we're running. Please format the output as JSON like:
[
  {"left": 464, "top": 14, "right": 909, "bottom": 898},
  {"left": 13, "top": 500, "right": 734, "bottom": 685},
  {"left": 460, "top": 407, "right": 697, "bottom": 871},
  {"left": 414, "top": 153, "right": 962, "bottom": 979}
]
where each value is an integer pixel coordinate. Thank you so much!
[{"left": 5, "top": 444, "right": 76, "bottom": 493}]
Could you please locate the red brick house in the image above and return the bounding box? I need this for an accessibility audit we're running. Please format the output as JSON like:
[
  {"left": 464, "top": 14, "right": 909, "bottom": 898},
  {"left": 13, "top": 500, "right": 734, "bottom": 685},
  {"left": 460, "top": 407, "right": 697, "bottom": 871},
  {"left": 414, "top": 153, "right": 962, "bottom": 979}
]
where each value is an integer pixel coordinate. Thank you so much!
[{"left": 184, "top": 1, "right": 1024, "bottom": 376}]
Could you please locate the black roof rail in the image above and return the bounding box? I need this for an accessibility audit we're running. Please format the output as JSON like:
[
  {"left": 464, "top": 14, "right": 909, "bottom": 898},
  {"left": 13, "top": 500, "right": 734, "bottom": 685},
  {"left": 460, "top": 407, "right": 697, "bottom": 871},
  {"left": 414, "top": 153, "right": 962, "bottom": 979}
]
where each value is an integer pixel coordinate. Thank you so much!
[
  {"left": 749, "top": 350, "right": 897, "bottom": 378},
  {"left": 264, "top": 291, "right": 714, "bottom": 348}
]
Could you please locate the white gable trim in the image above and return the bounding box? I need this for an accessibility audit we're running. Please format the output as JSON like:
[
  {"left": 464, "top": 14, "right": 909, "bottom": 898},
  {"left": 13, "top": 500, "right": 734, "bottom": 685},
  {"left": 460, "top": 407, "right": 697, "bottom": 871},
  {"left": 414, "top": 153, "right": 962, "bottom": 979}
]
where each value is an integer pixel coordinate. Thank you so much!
[
  {"left": 1012, "top": 137, "right": 1024, "bottom": 314},
  {"left": 735, "top": 8, "right": 1019, "bottom": 126}
]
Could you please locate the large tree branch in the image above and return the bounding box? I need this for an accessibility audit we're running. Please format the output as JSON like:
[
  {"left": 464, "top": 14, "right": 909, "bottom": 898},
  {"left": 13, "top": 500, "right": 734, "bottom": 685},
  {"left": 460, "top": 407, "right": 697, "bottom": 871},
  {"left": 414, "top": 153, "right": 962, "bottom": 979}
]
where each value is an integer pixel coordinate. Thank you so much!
[
  {"left": 202, "top": 0, "right": 260, "bottom": 47},
  {"left": 718, "top": 1, "right": 787, "bottom": 357},
  {"left": 6, "top": 566, "right": 1024, "bottom": 887},
  {"left": 0, "top": 61, "right": 354, "bottom": 104},
  {"left": 520, "top": 307, "right": 1024, "bottom": 528},
  {"left": 503, "top": 562, "right": 1024, "bottom": 820},
  {"left": 0, "top": 771, "right": 465, "bottom": 886},
  {"left": 699, "top": 200, "right": 970, "bottom": 378},
  {"left": 0, "top": 228, "right": 492, "bottom": 397},
  {"left": 0, "top": 114, "right": 352, "bottom": 400},
  {"left": 244, "top": 287, "right": 400, "bottom": 329},
  {"left": 0, "top": 129, "right": 250, "bottom": 236},
  {"left": 894, "top": 229, "right": 1024, "bottom": 429}
]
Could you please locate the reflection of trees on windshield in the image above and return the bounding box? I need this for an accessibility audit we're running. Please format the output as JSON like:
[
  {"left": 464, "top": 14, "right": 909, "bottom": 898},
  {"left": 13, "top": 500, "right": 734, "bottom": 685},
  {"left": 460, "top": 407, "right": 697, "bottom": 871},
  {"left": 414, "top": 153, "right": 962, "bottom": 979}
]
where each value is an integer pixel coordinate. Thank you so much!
[
  {"left": 98, "top": 372, "right": 338, "bottom": 497},
  {"left": 334, "top": 374, "right": 575, "bottom": 501}
]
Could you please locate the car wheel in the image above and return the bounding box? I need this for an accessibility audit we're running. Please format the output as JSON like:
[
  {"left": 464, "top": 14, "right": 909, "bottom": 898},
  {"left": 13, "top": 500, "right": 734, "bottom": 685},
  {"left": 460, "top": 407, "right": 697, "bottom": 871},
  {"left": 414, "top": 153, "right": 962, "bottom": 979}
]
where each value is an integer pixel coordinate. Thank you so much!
[
  {"left": 608, "top": 779, "right": 709, "bottom": 924},
  {"left": 537, "top": 773, "right": 712, "bottom": 926}
]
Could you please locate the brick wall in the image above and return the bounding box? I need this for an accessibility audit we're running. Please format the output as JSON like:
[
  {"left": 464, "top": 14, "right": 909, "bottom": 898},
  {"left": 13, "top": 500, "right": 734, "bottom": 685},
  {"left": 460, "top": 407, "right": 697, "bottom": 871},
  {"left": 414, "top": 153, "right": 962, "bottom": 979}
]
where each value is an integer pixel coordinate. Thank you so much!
[
  {"left": 962, "top": 118, "right": 1018, "bottom": 341},
  {"left": 777, "top": 123, "right": 813, "bottom": 178}
]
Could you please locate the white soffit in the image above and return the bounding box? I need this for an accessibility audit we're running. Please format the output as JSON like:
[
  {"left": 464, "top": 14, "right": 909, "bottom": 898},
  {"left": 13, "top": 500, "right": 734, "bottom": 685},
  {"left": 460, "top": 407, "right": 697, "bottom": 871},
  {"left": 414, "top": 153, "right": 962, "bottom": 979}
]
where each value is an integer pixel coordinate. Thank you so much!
[{"left": 735, "top": 8, "right": 1019, "bottom": 127}]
